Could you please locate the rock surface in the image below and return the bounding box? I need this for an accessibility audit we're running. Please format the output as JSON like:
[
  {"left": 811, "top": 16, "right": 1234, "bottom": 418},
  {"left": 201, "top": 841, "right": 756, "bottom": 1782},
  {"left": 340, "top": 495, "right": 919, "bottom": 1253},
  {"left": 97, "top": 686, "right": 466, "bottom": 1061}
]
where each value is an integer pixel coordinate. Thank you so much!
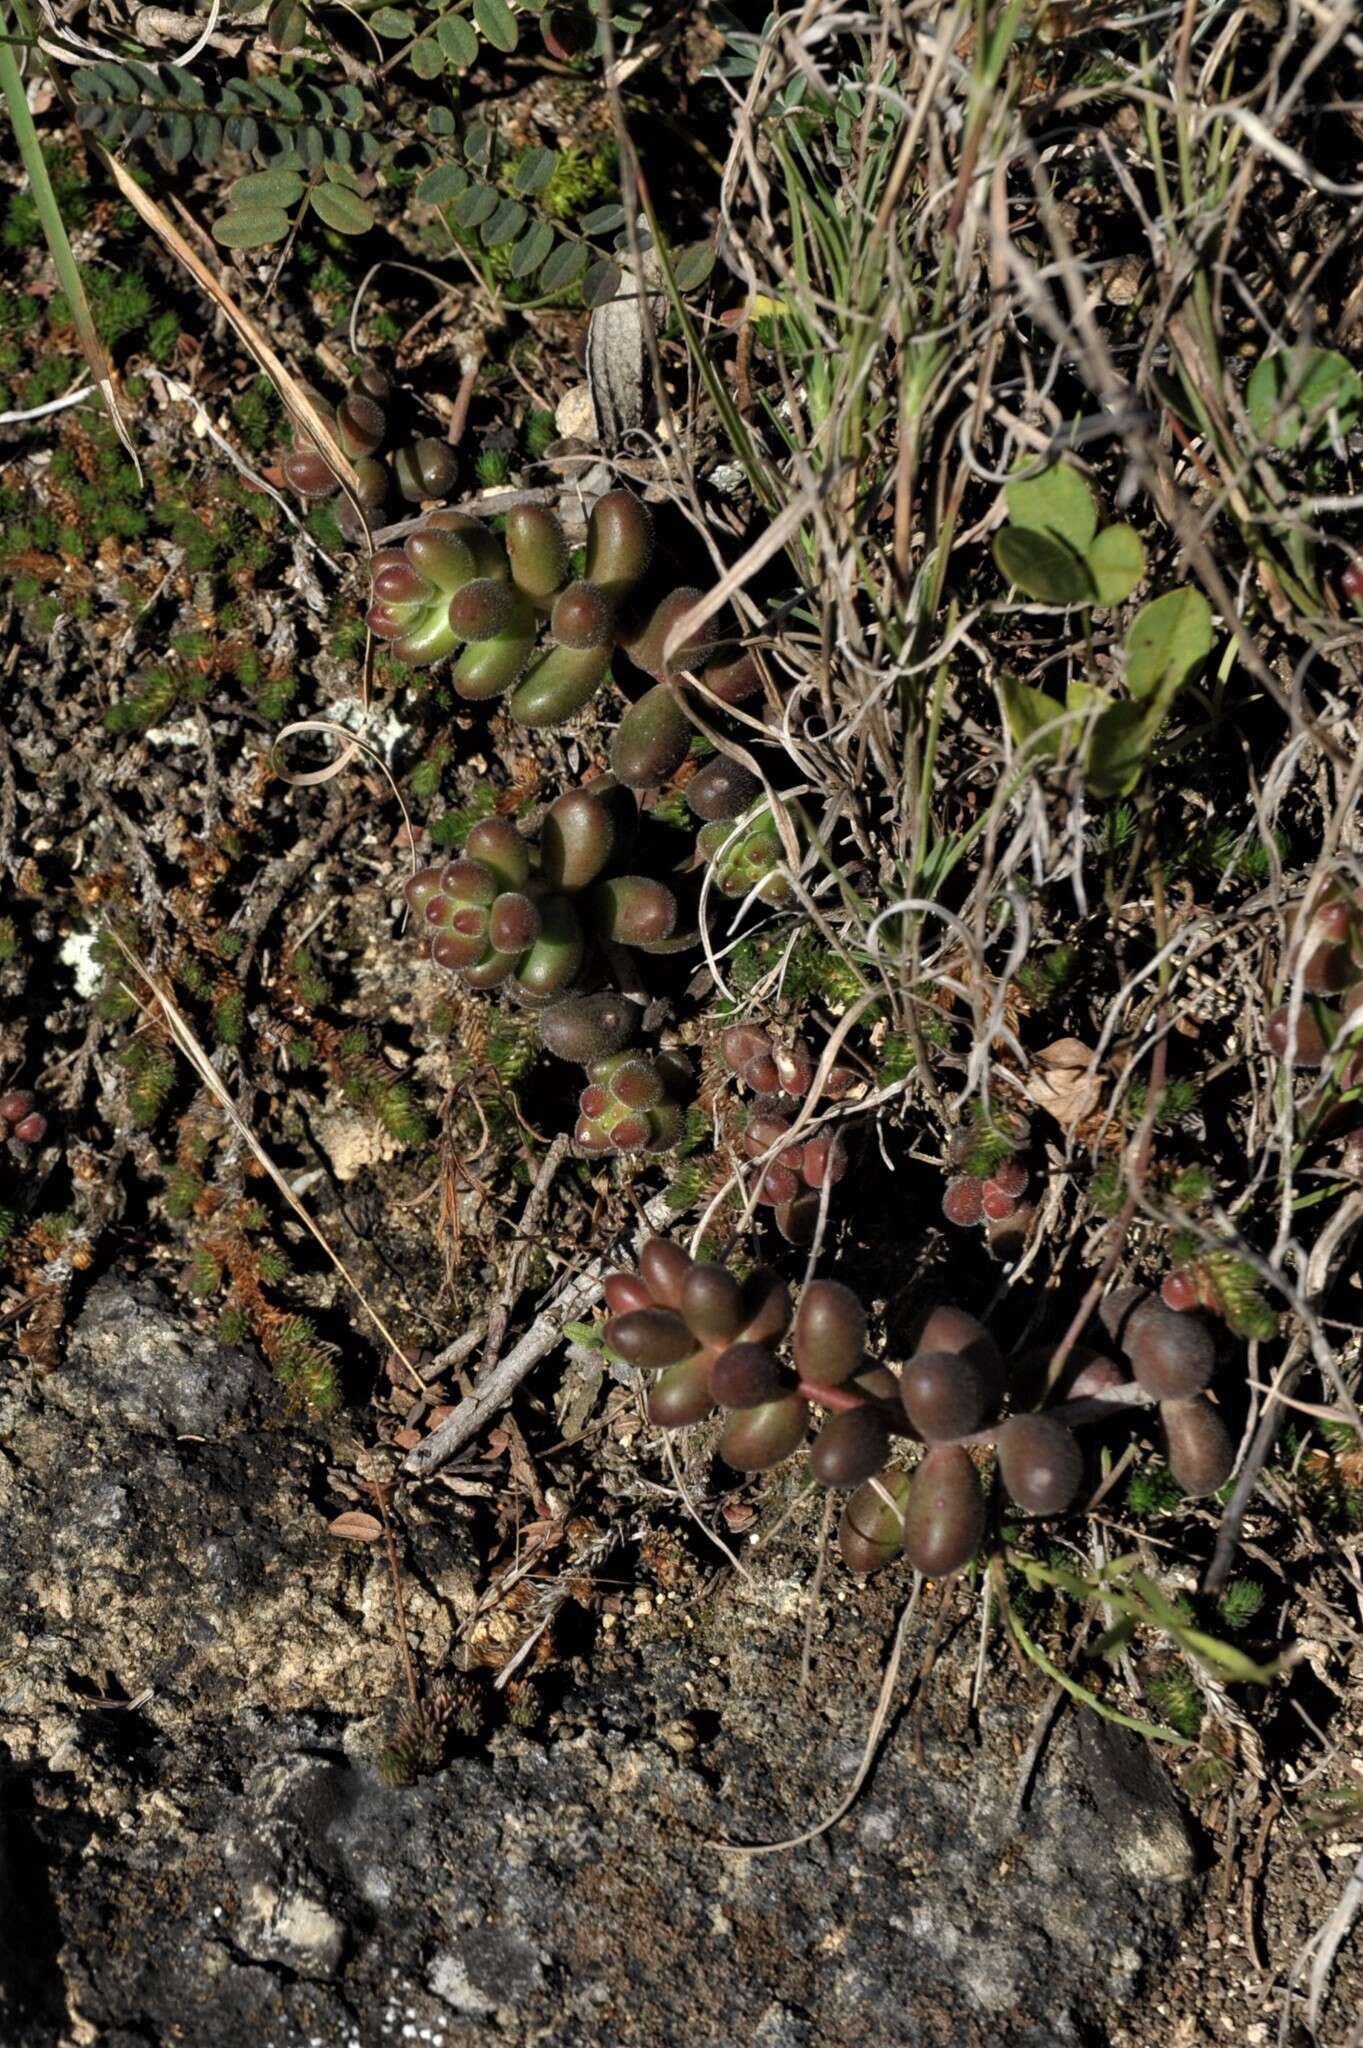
[{"left": 0, "top": 1280, "right": 1199, "bottom": 2047}]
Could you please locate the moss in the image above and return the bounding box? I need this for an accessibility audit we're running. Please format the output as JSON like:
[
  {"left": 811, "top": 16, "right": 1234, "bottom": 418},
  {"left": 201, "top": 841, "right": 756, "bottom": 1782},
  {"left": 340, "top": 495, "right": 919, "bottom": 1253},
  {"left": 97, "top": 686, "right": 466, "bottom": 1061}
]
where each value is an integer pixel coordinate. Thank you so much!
[{"left": 232, "top": 376, "right": 283, "bottom": 453}]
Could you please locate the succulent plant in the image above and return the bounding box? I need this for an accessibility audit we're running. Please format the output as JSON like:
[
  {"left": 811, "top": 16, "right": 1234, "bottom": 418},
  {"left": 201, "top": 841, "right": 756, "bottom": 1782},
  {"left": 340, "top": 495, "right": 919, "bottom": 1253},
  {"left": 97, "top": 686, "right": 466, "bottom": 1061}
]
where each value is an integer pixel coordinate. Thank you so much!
[
  {"left": 402, "top": 788, "right": 684, "bottom": 1007},
  {"left": 575, "top": 1053, "right": 690, "bottom": 1155},
  {"left": 1267, "top": 876, "right": 1363, "bottom": 1073},
  {"left": 697, "top": 804, "right": 795, "bottom": 907},
  {"left": 605, "top": 1247, "right": 1239, "bottom": 1577},
  {"left": 741, "top": 1105, "right": 849, "bottom": 1242},
  {"left": 0, "top": 1088, "right": 46, "bottom": 1144},
  {"left": 940, "top": 1115, "right": 1033, "bottom": 1231},
  {"left": 282, "top": 366, "right": 458, "bottom": 536},
  {"left": 720, "top": 1021, "right": 856, "bottom": 1101},
  {"left": 366, "top": 488, "right": 755, "bottom": 739},
  {"left": 1100, "top": 1285, "right": 1232, "bottom": 1496}
]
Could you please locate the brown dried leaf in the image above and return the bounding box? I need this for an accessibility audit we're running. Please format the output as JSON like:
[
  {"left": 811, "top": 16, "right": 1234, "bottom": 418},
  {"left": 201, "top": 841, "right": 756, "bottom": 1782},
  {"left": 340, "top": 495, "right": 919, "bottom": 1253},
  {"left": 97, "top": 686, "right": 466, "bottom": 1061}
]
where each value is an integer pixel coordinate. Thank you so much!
[
  {"left": 328, "top": 1510, "right": 383, "bottom": 1542},
  {"left": 1025, "top": 1037, "right": 1104, "bottom": 1131}
]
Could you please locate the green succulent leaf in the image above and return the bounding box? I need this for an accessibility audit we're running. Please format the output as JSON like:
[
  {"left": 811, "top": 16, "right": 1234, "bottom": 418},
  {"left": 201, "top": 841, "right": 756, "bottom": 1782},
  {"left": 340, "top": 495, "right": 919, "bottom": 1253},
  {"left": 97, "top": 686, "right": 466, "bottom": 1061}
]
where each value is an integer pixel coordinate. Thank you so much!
[
  {"left": 1086, "top": 523, "right": 1146, "bottom": 605},
  {"left": 993, "top": 525, "right": 1096, "bottom": 605},
  {"left": 1125, "top": 588, "right": 1214, "bottom": 703},
  {"left": 1004, "top": 461, "right": 1099, "bottom": 553}
]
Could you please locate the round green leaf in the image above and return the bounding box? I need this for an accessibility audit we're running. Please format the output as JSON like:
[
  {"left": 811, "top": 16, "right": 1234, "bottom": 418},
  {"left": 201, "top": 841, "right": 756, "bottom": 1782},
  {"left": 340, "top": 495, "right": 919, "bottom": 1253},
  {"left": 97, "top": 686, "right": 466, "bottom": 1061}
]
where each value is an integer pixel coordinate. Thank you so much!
[
  {"left": 1005, "top": 461, "right": 1099, "bottom": 553},
  {"left": 369, "top": 5, "right": 416, "bottom": 35},
  {"left": 436, "top": 14, "right": 479, "bottom": 65},
  {"left": 472, "top": 0, "right": 519, "bottom": 52},
  {"left": 418, "top": 163, "right": 469, "bottom": 205},
  {"left": 1124, "top": 588, "right": 1215, "bottom": 704},
  {"left": 411, "top": 35, "right": 444, "bottom": 77},
  {"left": 510, "top": 220, "right": 555, "bottom": 278},
  {"left": 310, "top": 182, "right": 376, "bottom": 234},
  {"left": 212, "top": 207, "right": 291, "bottom": 249},
  {"left": 1086, "top": 523, "right": 1146, "bottom": 606},
  {"left": 1086, "top": 702, "right": 1157, "bottom": 799},
  {"left": 428, "top": 104, "right": 457, "bottom": 136},
  {"left": 1247, "top": 346, "right": 1363, "bottom": 452},
  {"left": 993, "top": 525, "right": 1095, "bottom": 606},
  {"left": 229, "top": 167, "right": 305, "bottom": 208},
  {"left": 539, "top": 240, "right": 587, "bottom": 290}
]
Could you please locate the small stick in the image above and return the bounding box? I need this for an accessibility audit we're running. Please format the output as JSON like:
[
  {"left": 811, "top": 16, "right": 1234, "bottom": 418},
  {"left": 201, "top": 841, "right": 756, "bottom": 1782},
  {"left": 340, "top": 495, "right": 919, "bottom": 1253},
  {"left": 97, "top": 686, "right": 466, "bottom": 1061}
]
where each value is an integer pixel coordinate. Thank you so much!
[
  {"left": 403, "top": 1189, "right": 674, "bottom": 1477},
  {"left": 479, "top": 1133, "right": 571, "bottom": 1375}
]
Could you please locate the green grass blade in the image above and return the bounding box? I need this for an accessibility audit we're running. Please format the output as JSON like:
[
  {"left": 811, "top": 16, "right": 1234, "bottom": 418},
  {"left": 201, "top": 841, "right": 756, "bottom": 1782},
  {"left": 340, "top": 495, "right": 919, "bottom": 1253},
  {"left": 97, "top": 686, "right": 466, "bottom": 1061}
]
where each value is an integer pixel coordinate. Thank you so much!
[{"left": 0, "top": 1, "right": 139, "bottom": 472}]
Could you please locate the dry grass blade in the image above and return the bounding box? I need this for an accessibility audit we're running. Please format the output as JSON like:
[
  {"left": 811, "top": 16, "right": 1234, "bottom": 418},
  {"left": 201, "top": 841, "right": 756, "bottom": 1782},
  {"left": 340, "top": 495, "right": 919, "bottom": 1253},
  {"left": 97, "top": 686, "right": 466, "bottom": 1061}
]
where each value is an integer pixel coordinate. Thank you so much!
[{"left": 99, "top": 149, "right": 363, "bottom": 503}]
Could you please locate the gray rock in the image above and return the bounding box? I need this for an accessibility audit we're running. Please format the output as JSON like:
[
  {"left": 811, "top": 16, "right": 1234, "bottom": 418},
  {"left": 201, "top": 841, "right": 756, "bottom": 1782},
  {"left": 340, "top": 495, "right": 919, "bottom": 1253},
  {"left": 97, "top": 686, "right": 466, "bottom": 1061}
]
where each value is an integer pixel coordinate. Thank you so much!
[{"left": 0, "top": 1284, "right": 1199, "bottom": 2048}]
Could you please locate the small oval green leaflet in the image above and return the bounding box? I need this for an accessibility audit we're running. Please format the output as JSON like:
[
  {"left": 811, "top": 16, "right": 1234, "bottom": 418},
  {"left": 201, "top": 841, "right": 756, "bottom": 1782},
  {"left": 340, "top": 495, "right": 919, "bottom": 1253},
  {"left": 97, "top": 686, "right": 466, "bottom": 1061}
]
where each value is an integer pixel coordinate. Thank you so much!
[
  {"left": 472, "top": 0, "right": 518, "bottom": 51},
  {"left": 511, "top": 220, "right": 554, "bottom": 278},
  {"left": 992, "top": 526, "right": 1095, "bottom": 606},
  {"left": 436, "top": 14, "right": 479, "bottom": 66},
  {"left": 267, "top": 0, "right": 310, "bottom": 48},
  {"left": 581, "top": 203, "right": 626, "bottom": 236},
  {"left": 310, "top": 181, "right": 376, "bottom": 234},
  {"left": 583, "top": 258, "right": 622, "bottom": 309},
  {"left": 482, "top": 198, "right": 527, "bottom": 249},
  {"left": 452, "top": 183, "right": 498, "bottom": 229},
  {"left": 164, "top": 112, "right": 195, "bottom": 163},
  {"left": 1005, "top": 461, "right": 1098, "bottom": 554},
  {"left": 410, "top": 37, "right": 444, "bottom": 78},
  {"left": 1086, "top": 523, "right": 1145, "bottom": 606},
  {"left": 229, "top": 166, "right": 306, "bottom": 209},
  {"left": 369, "top": 5, "right": 417, "bottom": 34},
  {"left": 674, "top": 244, "right": 716, "bottom": 292},
  {"left": 212, "top": 207, "right": 292, "bottom": 249},
  {"left": 539, "top": 240, "right": 587, "bottom": 290},
  {"left": 418, "top": 163, "right": 469, "bottom": 206},
  {"left": 513, "top": 147, "right": 557, "bottom": 196}
]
